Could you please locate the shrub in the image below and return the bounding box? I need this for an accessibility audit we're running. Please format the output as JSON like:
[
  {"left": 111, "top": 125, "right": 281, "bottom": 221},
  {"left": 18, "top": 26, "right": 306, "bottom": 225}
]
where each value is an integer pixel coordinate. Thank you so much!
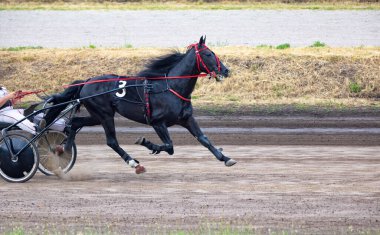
[
  {"left": 276, "top": 43, "right": 290, "bottom": 49},
  {"left": 349, "top": 82, "right": 362, "bottom": 93},
  {"left": 310, "top": 41, "right": 326, "bottom": 47}
]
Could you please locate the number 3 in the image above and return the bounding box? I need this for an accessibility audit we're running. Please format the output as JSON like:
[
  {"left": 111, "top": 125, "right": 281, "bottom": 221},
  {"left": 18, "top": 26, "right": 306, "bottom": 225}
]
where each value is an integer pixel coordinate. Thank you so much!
[{"left": 116, "top": 81, "right": 127, "bottom": 97}]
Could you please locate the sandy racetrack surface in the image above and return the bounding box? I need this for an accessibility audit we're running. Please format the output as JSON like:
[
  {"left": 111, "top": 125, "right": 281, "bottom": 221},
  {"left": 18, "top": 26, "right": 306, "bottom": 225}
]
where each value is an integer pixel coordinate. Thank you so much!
[{"left": 0, "top": 145, "right": 379, "bottom": 234}]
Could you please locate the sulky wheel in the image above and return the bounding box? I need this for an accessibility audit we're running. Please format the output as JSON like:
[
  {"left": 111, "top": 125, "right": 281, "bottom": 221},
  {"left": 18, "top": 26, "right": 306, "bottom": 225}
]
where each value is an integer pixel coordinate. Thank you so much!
[
  {"left": 36, "top": 130, "right": 76, "bottom": 176},
  {"left": 0, "top": 133, "right": 39, "bottom": 183}
]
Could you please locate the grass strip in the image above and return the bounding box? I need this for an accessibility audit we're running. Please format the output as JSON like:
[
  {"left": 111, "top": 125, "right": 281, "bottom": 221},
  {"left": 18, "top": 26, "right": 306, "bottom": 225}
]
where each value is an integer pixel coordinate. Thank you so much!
[{"left": 1, "top": 1, "right": 380, "bottom": 10}]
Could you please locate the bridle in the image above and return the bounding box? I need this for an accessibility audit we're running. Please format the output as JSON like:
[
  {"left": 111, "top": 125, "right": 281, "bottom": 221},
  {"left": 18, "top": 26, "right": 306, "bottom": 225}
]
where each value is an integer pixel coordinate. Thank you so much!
[{"left": 188, "top": 43, "right": 221, "bottom": 78}]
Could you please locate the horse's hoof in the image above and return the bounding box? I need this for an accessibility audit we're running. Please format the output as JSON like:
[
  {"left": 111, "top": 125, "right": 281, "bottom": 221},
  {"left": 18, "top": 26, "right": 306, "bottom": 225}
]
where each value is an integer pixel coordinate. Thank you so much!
[
  {"left": 55, "top": 145, "right": 64, "bottom": 156},
  {"left": 225, "top": 159, "right": 237, "bottom": 167},
  {"left": 135, "top": 165, "right": 146, "bottom": 174},
  {"left": 135, "top": 137, "right": 145, "bottom": 145}
]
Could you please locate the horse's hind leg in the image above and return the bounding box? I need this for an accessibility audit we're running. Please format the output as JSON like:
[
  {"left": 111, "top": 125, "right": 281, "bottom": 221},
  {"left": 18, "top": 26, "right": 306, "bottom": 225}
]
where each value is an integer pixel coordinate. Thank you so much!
[
  {"left": 179, "top": 116, "right": 237, "bottom": 167},
  {"left": 135, "top": 122, "right": 174, "bottom": 155},
  {"left": 63, "top": 116, "right": 100, "bottom": 152}
]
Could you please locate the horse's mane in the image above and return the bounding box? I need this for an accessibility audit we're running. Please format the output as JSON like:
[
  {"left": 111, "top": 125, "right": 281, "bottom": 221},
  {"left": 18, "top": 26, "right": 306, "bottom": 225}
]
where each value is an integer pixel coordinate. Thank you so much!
[{"left": 137, "top": 50, "right": 188, "bottom": 78}]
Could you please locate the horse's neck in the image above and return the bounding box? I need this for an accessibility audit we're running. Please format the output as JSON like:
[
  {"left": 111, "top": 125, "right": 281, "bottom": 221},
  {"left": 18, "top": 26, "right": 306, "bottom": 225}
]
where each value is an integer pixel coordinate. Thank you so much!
[{"left": 167, "top": 53, "right": 198, "bottom": 98}]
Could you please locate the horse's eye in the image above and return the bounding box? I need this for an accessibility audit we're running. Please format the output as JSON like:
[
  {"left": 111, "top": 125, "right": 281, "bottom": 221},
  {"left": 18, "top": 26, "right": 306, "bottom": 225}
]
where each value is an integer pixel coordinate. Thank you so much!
[{"left": 205, "top": 53, "right": 212, "bottom": 57}]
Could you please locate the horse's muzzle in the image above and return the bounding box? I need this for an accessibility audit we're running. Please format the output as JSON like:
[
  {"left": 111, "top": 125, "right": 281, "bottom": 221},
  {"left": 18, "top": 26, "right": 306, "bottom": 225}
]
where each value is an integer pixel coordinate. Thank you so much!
[
  {"left": 215, "top": 68, "right": 230, "bottom": 82},
  {"left": 223, "top": 68, "right": 230, "bottom": 77}
]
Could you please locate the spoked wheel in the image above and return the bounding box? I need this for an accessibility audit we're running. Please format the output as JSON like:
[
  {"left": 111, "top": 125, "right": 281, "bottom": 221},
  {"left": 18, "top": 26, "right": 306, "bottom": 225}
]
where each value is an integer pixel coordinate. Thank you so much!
[
  {"left": 0, "top": 133, "right": 39, "bottom": 183},
  {"left": 36, "top": 130, "right": 77, "bottom": 176}
]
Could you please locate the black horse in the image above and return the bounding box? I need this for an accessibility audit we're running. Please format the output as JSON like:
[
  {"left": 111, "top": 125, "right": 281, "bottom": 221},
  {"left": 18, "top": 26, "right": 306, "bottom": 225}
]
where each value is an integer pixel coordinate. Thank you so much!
[{"left": 44, "top": 36, "right": 237, "bottom": 174}]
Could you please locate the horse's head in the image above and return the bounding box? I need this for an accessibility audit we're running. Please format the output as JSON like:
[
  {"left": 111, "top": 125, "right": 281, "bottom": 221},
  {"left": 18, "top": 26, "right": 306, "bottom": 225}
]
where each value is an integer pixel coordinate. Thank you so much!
[{"left": 189, "top": 36, "right": 230, "bottom": 82}]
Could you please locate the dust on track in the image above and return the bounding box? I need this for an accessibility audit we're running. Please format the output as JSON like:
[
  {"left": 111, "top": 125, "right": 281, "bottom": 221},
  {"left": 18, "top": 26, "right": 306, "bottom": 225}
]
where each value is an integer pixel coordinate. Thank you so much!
[{"left": 0, "top": 145, "right": 379, "bottom": 234}]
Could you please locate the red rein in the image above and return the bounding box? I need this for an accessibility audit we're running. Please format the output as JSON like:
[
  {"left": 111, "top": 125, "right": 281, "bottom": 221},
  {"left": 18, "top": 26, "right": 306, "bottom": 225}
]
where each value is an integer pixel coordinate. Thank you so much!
[{"left": 11, "top": 90, "right": 46, "bottom": 105}]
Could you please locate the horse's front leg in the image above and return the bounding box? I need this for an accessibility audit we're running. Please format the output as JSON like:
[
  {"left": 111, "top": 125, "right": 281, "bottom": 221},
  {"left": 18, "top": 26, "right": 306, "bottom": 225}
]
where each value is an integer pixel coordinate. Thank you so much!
[
  {"left": 179, "top": 116, "right": 237, "bottom": 166},
  {"left": 135, "top": 122, "right": 174, "bottom": 155}
]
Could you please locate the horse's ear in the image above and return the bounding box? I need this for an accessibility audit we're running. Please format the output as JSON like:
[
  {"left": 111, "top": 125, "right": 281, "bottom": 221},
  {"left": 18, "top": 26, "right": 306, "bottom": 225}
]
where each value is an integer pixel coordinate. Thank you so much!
[
  {"left": 204, "top": 35, "right": 207, "bottom": 44},
  {"left": 198, "top": 36, "right": 204, "bottom": 47}
]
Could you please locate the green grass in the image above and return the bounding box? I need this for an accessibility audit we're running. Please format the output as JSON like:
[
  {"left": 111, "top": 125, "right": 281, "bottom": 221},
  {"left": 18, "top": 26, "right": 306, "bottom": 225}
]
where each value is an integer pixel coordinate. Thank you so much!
[
  {"left": 2, "top": 224, "right": 257, "bottom": 235},
  {"left": 256, "top": 43, "right": 293, "bottom": 49},
  {"left": 122, "top": 43, "right": 133, "bottom": 48},
  {"left": 276, "top": 43, "right": 291, "bottom": 50},
  {"left": 256, "top": 44, "right": 273, "bottom": 49},
  {"left": 4, "top": 227, "right": 26, "bottom": 235},
  {"left": 310, "top": 41, "right": 327, "bottom": 48},
  {"left": 3, "top": 46, "right": 43, "bottom": 51},
  {"left": 5, "top": 225, "right": 380, "bottom": 235},
  {"left": 1, "top": 1, "right": 379, "bottom": 11},
  {"left": 349, "top": 82, "right": 362, "bottom": 93}
]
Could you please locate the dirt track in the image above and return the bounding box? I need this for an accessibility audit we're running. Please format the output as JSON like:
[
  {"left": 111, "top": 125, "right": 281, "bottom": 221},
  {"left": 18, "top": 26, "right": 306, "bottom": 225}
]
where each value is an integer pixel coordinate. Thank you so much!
[
  {"left": 1, "top": 115, "right": 380, "bottom": 233},
  {"left": 0, "top": 144, "right": 379, "bottom": 234}
]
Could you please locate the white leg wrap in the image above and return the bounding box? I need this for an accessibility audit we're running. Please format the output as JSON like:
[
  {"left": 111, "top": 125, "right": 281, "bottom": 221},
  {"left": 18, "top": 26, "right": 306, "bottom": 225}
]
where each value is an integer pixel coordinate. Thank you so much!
[{"left": 128, "top": 159, "right": 139, "bottom": 168}]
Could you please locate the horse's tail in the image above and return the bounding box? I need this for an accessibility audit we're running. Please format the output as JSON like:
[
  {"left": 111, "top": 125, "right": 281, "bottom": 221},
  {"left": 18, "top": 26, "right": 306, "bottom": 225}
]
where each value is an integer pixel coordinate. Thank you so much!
[
  {"left": 43, "top": 80, "right": 85, "bottom": 126},
  {"left": 52, "top": 80, "right": 85, "bottom": 103}
]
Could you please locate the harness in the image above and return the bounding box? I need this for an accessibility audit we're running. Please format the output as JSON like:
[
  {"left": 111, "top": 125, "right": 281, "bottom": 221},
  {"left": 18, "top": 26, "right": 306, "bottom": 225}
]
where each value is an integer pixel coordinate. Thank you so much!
[
  {"left": 143, "top": 79, "right": 152, "bottom": 121},
  {"left": 118, "top": 78, "right": 188, "bottom": 124}
]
